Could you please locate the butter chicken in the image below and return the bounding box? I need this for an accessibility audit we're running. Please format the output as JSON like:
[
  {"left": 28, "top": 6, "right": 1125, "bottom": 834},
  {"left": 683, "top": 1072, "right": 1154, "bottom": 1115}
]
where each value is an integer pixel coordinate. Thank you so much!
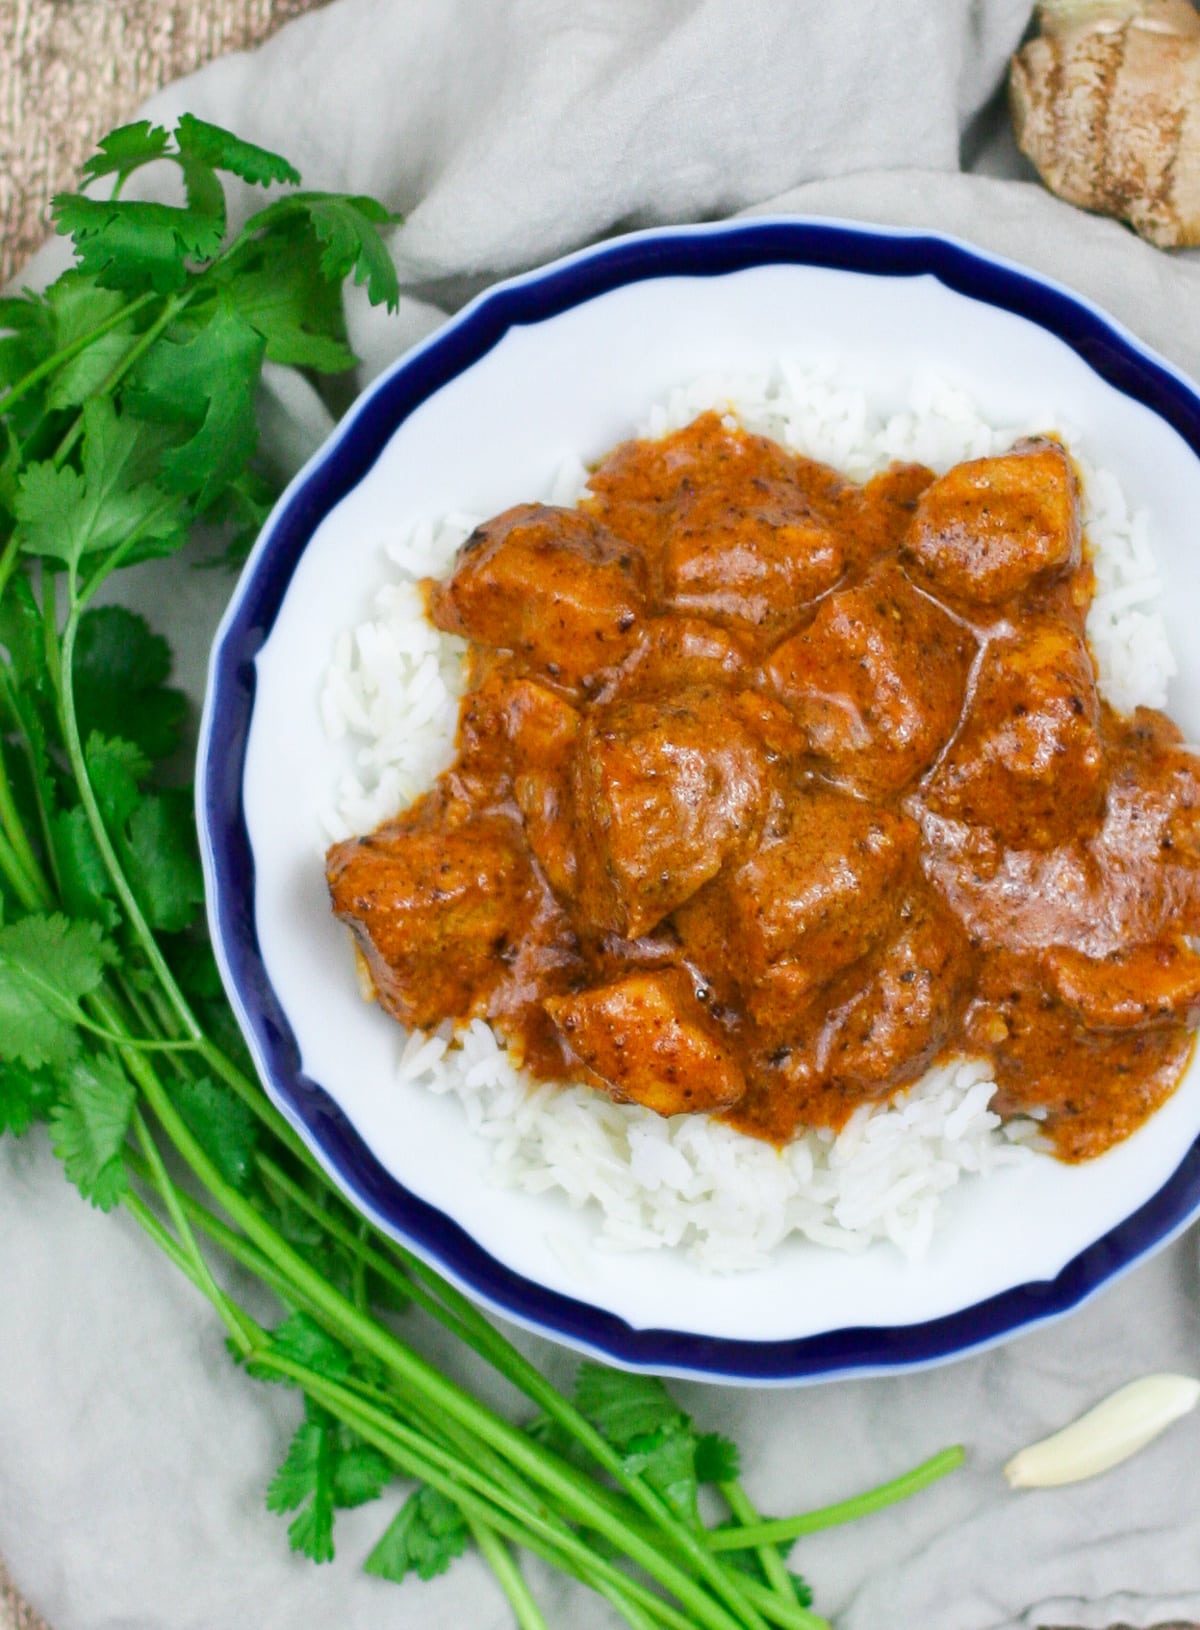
[{"left": 327, "top": 413, "right": 1200, "bottom": 1161}]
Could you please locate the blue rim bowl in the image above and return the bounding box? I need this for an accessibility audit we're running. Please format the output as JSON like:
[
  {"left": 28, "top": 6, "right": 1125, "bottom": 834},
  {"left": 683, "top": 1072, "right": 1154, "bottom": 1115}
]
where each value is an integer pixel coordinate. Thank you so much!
[{"left": 198, "top": 217, "right": 1200, "bottom": 1384}]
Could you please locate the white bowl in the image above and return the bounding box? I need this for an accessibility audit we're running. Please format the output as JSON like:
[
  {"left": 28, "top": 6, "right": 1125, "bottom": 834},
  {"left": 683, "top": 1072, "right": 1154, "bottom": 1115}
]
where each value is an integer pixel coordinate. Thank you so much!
[{"left": 198, "top": 218, "right": 1200, "bottom": 1382}]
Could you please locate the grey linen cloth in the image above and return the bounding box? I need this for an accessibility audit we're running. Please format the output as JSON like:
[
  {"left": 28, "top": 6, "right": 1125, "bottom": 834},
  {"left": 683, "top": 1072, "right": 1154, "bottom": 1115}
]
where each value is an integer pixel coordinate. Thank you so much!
[{"left": 4, "top": 2, "right": 1200, "bottom": 1627}]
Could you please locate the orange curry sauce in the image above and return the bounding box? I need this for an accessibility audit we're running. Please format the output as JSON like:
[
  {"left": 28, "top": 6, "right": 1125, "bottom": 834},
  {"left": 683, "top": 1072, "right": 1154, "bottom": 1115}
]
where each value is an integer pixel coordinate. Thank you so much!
[{"left": 327, "top": 413, "right": 1200, "bottom": 1161}]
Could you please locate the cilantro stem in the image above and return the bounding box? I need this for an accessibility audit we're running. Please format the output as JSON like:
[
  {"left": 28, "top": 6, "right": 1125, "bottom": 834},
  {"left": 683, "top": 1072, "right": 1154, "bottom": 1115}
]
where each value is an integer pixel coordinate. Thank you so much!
[
  {"left": 125, "top": 1148, "right": 318, "bottom": 1312},
  {"left": 0, "top": 291, "right": 158, "bottom": 422},
  {"left": 720, "top": 1479, "right": 800, "bottom": 1608},
  {"left": 0, "top": 823, "right": 43, "bottom": 912},
  {"left": 260, "top": 1356, "right": 709, "bottom": 1630},
  {"left": 0, "top": 745, "right": 50, "bottom": 906},
  {"left": 57, "top": 607, "right": 203, "bottom": 1043},
  {"left": 133, "top": 1058, "right": 761, "bottom": 1630},
  {"left": 0, "top": 532, "right": 20, "bottom": 606},
  {"left": 735, "top": 1578, "right": 829, "bottom": 1630},
  {"left": 217, "top": 1154, "right": 793, "bottom": 1625},
  {"left": 707, "top": 1447, "right": 966, "bottom": 1550},
  {"left": 468, "top": 1518, "right": 551, "bottom": 1630},
  {"left": 129, "top": 1103, "right": 257, "bottom": 1354},
  {"left": 260, "top": 1152, "right": 785, "bottom": 1627}
]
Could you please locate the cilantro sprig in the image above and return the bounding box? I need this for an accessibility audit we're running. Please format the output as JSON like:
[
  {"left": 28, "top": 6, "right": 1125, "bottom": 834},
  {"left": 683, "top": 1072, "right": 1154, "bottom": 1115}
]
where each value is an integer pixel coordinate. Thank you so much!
[{"left": 0, "top": 117, "right": 964, "bottom": 1630}]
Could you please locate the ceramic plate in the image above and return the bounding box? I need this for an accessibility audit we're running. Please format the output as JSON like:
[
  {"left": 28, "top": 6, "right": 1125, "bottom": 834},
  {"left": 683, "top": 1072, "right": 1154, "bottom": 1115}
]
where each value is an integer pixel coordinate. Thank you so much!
[{"left": 198, "top": 219, "right": 1200, "bottom": 1383}]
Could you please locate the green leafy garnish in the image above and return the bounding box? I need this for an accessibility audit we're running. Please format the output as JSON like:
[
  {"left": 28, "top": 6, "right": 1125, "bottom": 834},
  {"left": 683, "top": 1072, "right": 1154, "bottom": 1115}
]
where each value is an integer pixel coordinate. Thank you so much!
[
  {"left": 0, "top": 915, "right": 112, "bottom": 1069},
  {"left": 366, "top": 1484, "right": 471, "bottom": 1583},
  {"left": 50, "top": 1053, "right": 135, "bottom": 1209}
]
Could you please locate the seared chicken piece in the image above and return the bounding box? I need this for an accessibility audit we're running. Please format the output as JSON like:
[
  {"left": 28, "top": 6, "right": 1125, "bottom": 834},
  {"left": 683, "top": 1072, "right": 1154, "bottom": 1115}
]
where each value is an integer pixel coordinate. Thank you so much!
[
  {"left": 1042, "top": 940, "right": 1200, "bottom": 1031},
  {"left": 605, "top": 615, "right": 752, "bottom": 700},
  {"left": 544, "top": 968, "right": 746, "bottom": 1116},
  {"left": 327, "top": 797, "right": 561, "bottom": 1031},
  {"left": 429, "top": 504, "right": 645, "bottom": 692},
  {"left": 761, "top": 560, "right": 975, "bottom": 795},
  {"left": 503, "top": 678, "right": 582, "bottom": 901},
  {"left": 921, "top": 617, "right": 1104, "bottom": 848},
  {"left": 571, "top": 685, "right": 770, "bottom": 939},
  {"left": 903, "top": 440, "right": 1080, "bottom": 606},
  {"left": 816, "top": 889, "right": 974, "bottom": 1092},
  {"left": 675, "top": 787, "right": 921, "bottom": 1035},
  {"left": 587, "top": 412, "right": 847, "bottom": 636}
]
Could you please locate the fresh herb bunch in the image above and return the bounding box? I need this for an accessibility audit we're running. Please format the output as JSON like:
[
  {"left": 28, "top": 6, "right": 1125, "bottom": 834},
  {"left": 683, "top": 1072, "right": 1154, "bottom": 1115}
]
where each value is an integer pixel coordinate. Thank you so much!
[{"left": 0, "top": 118, "right": 963, "bottom": 1629}]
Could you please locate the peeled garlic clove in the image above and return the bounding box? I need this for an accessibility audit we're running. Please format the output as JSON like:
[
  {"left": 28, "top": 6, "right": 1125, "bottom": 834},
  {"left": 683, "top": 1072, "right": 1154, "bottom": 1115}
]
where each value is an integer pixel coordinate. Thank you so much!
[{"left": 1005, "top": 1373, "right": 1200, "bottom": 1488}]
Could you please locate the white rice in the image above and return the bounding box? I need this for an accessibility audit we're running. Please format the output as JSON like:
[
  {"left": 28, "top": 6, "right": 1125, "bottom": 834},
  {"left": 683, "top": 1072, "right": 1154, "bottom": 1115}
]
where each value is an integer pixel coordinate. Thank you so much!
[{"left": 319, "top": 365, "right": 1175, "bottom": 1271}]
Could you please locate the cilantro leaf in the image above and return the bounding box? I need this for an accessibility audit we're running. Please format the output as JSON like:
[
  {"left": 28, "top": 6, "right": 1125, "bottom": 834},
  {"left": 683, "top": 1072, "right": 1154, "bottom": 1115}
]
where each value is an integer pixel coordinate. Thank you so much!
[
  {"left": 365, "top": 1485, "right": 469, "bottom": 1584},
  {"left": 623, "top": 1425, "right": 700, "bottom": 1525},
  {"left": 44, "top": 275, "right": 139, "bottom": 410},
  {"left": 84, "top": 735, "right": 203, "bottom": 933},
  {"left": 175, "top": 116, "right": 300, "bottom": 189},
  {"left": 0, "top": 572, "right": 54, "bottom": 703},
  {"left": 124, "top": 788, "right": 204, "bottom": 933},
  {"left": 268, "top": 1416, "right": 336, "bottom": 1563},
  {"left": 219, "top": 229, "right": 355, "bottom": 372},
  {"left": 49, "top": 1052, "right": 135, "bottom": 1208},
  {"left": 51, "top": 194, "right": 226, "bottom": 295},
  {"left": 695, "top": 1431, "right": 741, "bottom": 1485},
  {"left": 250, "top": 194, "right": 399, "bottom": 313},
  {"left": 0, "top": 1060, "right": 60, "bottom": 1137},
  {"left": 0, "top": 294, "right": 52, "bottom": 410},
  {"left": 268, "top": 1402, "right": 392, "bottom": 1564},
  {"left": 86, "top": 733, "right": 147, "bottom": 828},
  {"left": 50, "top": 807, "right": 119, "bottom": 929},
  {"left": 332, "top": 1441, "right": 392, "bottom": 1509},
  {"left": 73, "top": 606, "right": 187, "bottom": 762},
  {"left": 15, "top": 399, "right": 186, "bottom": 570},
  {"left": 574, "top": 1363, "right": 687, "bottom": 1449},
  {"left": 124, "top": 301, "right": 266, "bottom": 507},
  {"left": 267, "top": 1313, "right": 354, "bottom": 1383},
  {"left": 303, "top": 196, "right": 400, "bottom": 312},
  {"left": 0, "top": 913, "right": 113, "bottom": 1070},
  {"left": 80, "top": 122, "right": 171, "bottom": 183},
  {"left": 172, "top": 1073, "right": 257, "bottom": 1191}
]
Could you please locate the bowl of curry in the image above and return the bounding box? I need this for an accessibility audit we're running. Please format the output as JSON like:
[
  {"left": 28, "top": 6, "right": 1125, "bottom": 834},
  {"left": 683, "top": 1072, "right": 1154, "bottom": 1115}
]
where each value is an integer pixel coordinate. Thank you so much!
[{"left": 199, "top": 218, "right": 1200, "bottom": 1381}]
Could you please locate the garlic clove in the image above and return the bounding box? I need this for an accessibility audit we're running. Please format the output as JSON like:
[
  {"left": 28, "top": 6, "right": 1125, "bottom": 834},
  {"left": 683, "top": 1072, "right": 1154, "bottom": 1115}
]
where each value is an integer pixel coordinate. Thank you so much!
[{"left": 1004, "top": 1373, "right": 1200, "bottom": 1489}]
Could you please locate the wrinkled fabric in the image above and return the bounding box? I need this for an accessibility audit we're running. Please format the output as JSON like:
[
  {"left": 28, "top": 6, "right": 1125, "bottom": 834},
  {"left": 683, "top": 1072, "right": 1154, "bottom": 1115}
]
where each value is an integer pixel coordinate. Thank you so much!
[{"left": 5, "top": 3, "right": 1200, "bottom": 1629}]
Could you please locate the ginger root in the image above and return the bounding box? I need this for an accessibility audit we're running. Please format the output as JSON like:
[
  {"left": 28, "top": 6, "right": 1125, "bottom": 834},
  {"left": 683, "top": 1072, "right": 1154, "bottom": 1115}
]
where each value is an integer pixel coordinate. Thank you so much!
[{"left": 1010, "top": 0, "right": 1200, "bottom": 248}]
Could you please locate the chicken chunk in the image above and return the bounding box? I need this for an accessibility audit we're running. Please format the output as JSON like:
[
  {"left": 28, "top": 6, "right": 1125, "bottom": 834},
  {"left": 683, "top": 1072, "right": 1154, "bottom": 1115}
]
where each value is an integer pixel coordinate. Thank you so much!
[
  {"left": 503, "top": 679, "right": 582, "bottom": 901},
  {"left": 327, "top": 798, "right": 553, "bottom": 1031},
  {"left": 429, "top": 504, "right": 645, "bottom": 691},
  {"left": 921, "top": 617, "right": 1104, "bottom": 848},
  {"left": 605, "top": 616, "right": 752, "bottom": 701},
  {"left": 904, "top": 439, "right": 1080, "bottom": 605},
  {"left": 586, "top": 412, "right": 847, "bottom": 634},
  {"left": 675, "top": 787, "right": 921, "bottom": 1035},
  {"left": 1042, "top": 940, "right": 1200, "bottom": 1030},
  {"left": 816, "top": 889, "right": 974, "bottom": 1091},
  {"left": 544, "top": 968, "right": 746, "bottom": 1116},
  {"left": 571, "top": 685, "right": 770, "bottom": 939},
  {"left": 761, "top": 560, "right": 975, "bottom": 795}
]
